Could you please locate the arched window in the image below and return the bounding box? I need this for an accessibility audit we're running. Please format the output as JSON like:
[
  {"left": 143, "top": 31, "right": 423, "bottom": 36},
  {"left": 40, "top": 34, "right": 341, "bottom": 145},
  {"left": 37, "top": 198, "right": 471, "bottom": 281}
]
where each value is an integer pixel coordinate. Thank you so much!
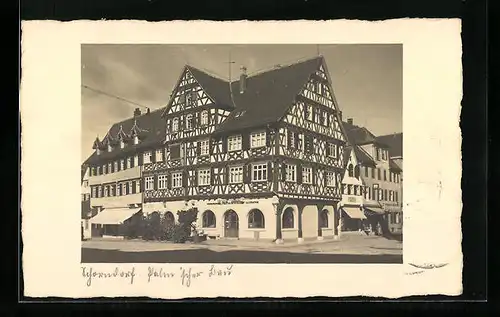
[
  {"left": 319, "top": 209, "right": 329, "bottom": 228},
  {"left": 172, "top": 118, "right": 179, "bottom": 132},
  {"left": 348, "top": 164, "right": 354, "bottom": 177},
  {"left": 354, "top": 165, "right": 360, "bottom": 179},
  {"left": 282, "top": 207, "right": 294, "bottom": 229},
  {"left": 163, "top": 211, "right": 175, "bottom": 226},
  {"left": 202, "top": 210, "right": 216, "bottom": 228},
  {"left": 248, "top": 209, "right": 265, "bottom": 228},
  {"left": 200, "top": 110, "right": 209, "bottom": 126},
  {"left": 186, "top": 114, "right": 193, "bottom": 130}
]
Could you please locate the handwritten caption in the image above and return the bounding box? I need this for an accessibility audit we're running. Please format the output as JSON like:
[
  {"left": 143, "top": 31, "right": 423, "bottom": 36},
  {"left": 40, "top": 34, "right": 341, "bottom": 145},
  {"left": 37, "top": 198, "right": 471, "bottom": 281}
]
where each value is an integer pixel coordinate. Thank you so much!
[{"left": 81, "top": 265, "right": 234, "bottom": 287}]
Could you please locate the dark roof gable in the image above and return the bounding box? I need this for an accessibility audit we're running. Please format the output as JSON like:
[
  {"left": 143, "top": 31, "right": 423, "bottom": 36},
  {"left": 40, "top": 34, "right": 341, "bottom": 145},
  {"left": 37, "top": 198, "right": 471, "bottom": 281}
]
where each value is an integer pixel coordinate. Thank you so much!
[{"left": 376, "top": 133, "right": 403, "bottom": 158}]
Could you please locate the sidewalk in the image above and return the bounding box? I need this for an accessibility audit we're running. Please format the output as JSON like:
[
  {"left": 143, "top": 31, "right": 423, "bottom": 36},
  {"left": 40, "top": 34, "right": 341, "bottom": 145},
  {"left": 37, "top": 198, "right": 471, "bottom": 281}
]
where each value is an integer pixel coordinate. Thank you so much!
[{"left": 82, "top": 233, "right": 402, "bottom": 255}]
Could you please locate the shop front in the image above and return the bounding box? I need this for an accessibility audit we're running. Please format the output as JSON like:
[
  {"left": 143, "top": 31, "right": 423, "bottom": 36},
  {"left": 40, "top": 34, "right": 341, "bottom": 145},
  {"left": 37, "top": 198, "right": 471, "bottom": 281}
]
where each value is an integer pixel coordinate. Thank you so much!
[{"left": 89, "top": 206, "right": 143, "bottom": 239}]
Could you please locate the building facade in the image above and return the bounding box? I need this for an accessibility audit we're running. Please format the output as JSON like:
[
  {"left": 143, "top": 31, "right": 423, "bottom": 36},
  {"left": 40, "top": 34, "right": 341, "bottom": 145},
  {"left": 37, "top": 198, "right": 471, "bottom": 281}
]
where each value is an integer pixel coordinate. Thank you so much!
[
  {"left": 81, "top": 164, "right": 92, "bottom": 239},
  {"left": 84, "top": 108, "right": 165, "bottom": 238},
  {"left": 141, "top": 56, "right": 348, "bottom": 243}
]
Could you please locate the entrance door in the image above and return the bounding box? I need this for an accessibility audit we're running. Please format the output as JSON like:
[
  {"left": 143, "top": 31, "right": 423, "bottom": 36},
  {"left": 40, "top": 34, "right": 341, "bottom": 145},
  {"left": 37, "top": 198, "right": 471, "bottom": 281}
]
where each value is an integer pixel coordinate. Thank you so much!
[{"left": 224, "top": 210, "right": 239, "bottom": 238}]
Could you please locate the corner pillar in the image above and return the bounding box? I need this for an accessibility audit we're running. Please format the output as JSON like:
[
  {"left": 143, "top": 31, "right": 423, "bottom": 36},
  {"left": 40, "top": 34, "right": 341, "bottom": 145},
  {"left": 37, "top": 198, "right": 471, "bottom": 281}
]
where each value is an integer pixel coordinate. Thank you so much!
[
  {"left": 317, "top": 203, "right": 325, "bottom": 240},
  {"left": 274, "top": 200, "right": 284, "bottom": 244},
  {"left": 297, "top": 202, "right": 305, "bottom": 243}
]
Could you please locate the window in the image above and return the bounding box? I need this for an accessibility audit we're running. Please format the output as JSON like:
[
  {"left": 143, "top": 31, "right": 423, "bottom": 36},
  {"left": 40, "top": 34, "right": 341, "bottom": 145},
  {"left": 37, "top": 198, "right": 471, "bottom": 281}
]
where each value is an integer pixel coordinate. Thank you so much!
[
  {"left": 128, "top": 182, "right": 133, "bottom": 195},
  {"left": 202, "top": 210, "right": 216, "bottom": 228},
  {"left": 328, "top": 143, "right": 337, "bottom": 158},
  {"left": 228, "top": 135, "right": 242, "bottom": 151},
  {"left": 91, "top": 187, "right": 96, "bottom": 198},
  {"left": 305, "top": 105, "right": 313, "bottom": 121},
  {"left": 375, "top": 148, "right": 380, "bottom": 160},
  {"left": 282, "top": 208, "right": 294, "bottom": 229},
  {"left": 198, "top": 169, "right": 211, "bottom": 186},
  {"left": 289, "top": 131, "right": 296, "bottom": 149},
  {"left": 107, "top": 163, "right": 112, "bottom": 173},
  {"left": 377, "top": 168, "right": 381, "bottom": 180},
  {"left": 104, "top": 186, "right": 109, "bottom": 197},
  {"left": 383, "top": 170, "right": 387, "bottom": 181},
  {"left": 185, "top": 89, "right": 196, "bottom": 107},
  {"left": 172, "top": 118, "right": 179, "bottom": 132},
  {"left": 326, "top": 171, "right": 336, "bottom": 187},
  {"left": 199, "top": 139, "right": 210, "bottom": 156},
  {"left": 98, "top": 186, "right": 102, "bottom": 197},
  {"left": 319, "top": 210, "right": 329, "bottom": 228},
  {"left": 347, "top": 185, "right": 352, "bottom": 195},
  {"left": 354, "top": 166, "right": 361, "bottom": 179},
  {"left": 382, "top": 150, "right": 387, "bottom": 160},
  {"left": 136, "top": 180, "right": 141, "bottom": 193},
  {"left": 133, "top": 135, "right": 139, "bottom": 145},
  {"left": 364, "top": 166, "right": 369, "bottom": 177},
  {"left": 186, "top": 114, "right": 193, "bottom": 130},
  {"left": 158, "top": 174, "right": 168, "bottom": 189},
  {"left": 384, "top": 189, "right": 388, "bottom": 201},
  {"left": 302, "top": 167, "right": 312, "bottom": 184},
  {"left": 298, "top": 134, "right": 304, "bottom": 151},
  {"left": 248, "top": 209, "right": 265, "bottom": 228},
  {"left": 285, "top": 164, "right": 296, "bottom": 182},
  {"left": 348, "top": 164, "right": 354, "bottom": 177},
  {"left": 200, "top": 110, "right": 209, "bottom": 125},
  {"left": 229, "top": 166, "right": 243, "bottom": 184},
  {"left": 127, "top": 157, "right": 132, "bottom": 169},
  {"left": 172, "top": 172, "right": 183, "bottom": 188},
  {"left": 314, "top": 109, "right": 321, "bottom": 124},
  {"left": 250, "top": 131, "right": 266, "bottom": 148},
  {"left": 155, "top": 149, "right": 163, "bottom": 162},
  {"left": 373, "top": 184, "right": 379, "bottom": 201},
  {"left": 143, "top": 151, "right": 152, "bottom": 164},
  {"left": 110, "top": 184, "right": 116, "bottom": 197},
  {"left": 395, "top": 191, "right": 399, "bottom": 202},
  {"left": 145, "top": 176, "right": 154, "bottom": 191},
  {"left": 122, "top": 183, "right": 127, "bottom": 195},
  {"left": 322, "top": 111, "right": 329, "bottom": 126},
  {"left": 252, "top": 163, "right": 268, "bottom": 182}
]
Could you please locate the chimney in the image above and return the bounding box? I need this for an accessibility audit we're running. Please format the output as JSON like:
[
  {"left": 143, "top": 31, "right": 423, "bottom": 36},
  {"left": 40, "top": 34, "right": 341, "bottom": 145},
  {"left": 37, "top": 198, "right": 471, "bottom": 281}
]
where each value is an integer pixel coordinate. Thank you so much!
[
  {"left": 339, "top": 111, "right": 343, "bottom": 121},
  {"left": 146, "top": 108, "right": 151, "bottom": 114},
  {"left": 347, "top": 118, "right": 353, "bottom": 125},
  {"left": 134, "top": 108, "right": 141, "bottom": 117},
  {"left": 239, "top": 66, "right": 247, "bottom": 94}
]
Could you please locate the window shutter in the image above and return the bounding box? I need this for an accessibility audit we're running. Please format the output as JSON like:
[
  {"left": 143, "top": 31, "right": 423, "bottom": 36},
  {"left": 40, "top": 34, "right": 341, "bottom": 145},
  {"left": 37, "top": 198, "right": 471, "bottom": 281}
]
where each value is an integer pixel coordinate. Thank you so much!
[
  {"left": 180, "top": 93, "right": 186, "bottom": 105},
  {"left": 265, "top": 129, "right": 271, "bottom": 147},
  {"left": 138, "top": 154, "right": 143, "bottom": 166},
  {"left": 182, "top": 170, "right": 188, "bottom": 188},
  {"left": 242, "top": 134, "right": 250, "bottom": 150},
  {"left": 131, "top": 181, "right": 136, "bottom": 194},
  {"left": 267, "top": 161, "right": 272, "bottom": 181},
  {"left": 243, "top": 164, "right": 250, "bottom": 183},
  {"left": 297, "top": 163, "right": 303, "bottom": 184},
  {"left": 139, "top": 179, "right": 144, "bottom": 192},
  {"left": 222, "top": 137, "right": 228, "bottom": 153},
  {"left": 195, "top": 112, "right": 200, "bottom": 126},
  {"left": 311, "top": 166, "right": 316, "bottom": 185},
  {"left": 153, "top": 175, "right": 158, "bottom": 190},
  {"left": 294, "top": 133, "right": 300, "bottom": 149},
  {"left": 210, "top": 167, "right": 215, "bottom": 185},
  {"left": 167, "top": 173, "right": 172, "bottom": 189},
  {"left": 196, "top": 141, "right": 201, "bottom": 156},
  {"left": 326, "top": 143, "right": 331, "bottom": 156},
  {"left": 224, "top": 166, "right": 229, "bottom": 185},
  {"left": 194, "top": 170, "right": 198, "bottom": 186},
  {"left": 287, "top": 130, "right": 293, "bottom": 148},
  {"left": 281, "top": 163, "right": 287, "bottom": 181},
  {"left": 151, "top": 152, "right": 156, "bottom": 163}
]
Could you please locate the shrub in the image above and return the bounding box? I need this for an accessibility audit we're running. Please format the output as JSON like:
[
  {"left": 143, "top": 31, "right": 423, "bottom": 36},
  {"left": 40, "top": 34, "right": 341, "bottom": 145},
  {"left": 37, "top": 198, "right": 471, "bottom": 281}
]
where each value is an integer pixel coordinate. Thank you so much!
[
  {"left": 171, "top": 207, "right": 199, "bottom": 244},
  {"left": 122, "top": 212, "right": 144, "bottom": 239},
  {"left": 142, "top": 212, "right": 163, "bottom": 241}
]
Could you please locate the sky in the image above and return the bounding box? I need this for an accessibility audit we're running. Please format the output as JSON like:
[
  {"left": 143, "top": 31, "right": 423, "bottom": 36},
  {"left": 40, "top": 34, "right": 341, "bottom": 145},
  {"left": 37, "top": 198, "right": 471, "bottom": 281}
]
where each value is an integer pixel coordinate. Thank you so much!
[{"left": 81, "top": 44, "right": 402, "bottom": 162}]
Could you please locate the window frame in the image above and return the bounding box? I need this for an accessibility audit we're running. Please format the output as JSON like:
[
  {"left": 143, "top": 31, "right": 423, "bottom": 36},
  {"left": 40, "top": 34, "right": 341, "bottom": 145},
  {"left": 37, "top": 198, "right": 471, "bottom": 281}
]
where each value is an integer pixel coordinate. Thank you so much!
[
  {"left": 251, "top": 163, "right": 268, "bottom": 182},
  {"left": 200, "top": 110, "right": 209, "bottom": 126},
  {"left": 302, "top": 166, "right": 313, "bottom": 184},
  {"left": 227, "top": 135, "right": 242, "bottom": 152},
  {"left": 158, "top": 174, "right": 168, "bottom": 189},
  {"left": 250, "top": 131, "right": 266, "bottom": 148},
  {"left": 199, "top": 139, "right": 210, "bottom": 156},
  {"left": 197, "top": 169, "right": 211, "bottom": 186},
  {"left": 229, "top": 165, "right": 244, "bottom": 184},
  {"left": 145, "top": 176, "right": 154, "bottom": 191},
  {"left": 285, "top": 164, "right": 297, "bottom": 182},
  {"left": 172, "top": 172, "right": 183, "bottom": 188}
]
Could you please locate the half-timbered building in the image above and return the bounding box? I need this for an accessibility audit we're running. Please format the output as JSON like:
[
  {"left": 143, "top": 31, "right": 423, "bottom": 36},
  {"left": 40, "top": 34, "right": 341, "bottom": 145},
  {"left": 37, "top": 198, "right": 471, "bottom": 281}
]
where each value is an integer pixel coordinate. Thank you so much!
[
  {"left": 142, "top": 56, "right": 348, "bottom": 243},
  {"left": 84, "top": 107, "right": 165, "bottom": 238}
]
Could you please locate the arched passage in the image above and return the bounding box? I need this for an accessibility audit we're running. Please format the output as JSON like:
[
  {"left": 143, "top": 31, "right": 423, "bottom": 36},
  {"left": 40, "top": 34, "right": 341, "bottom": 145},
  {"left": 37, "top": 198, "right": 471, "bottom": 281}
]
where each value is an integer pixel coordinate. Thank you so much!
[
  {"left": 163, "top": 211, "right": 175, "bottom": 227},
  {"left": 319, "top": 209, "right": 329, "bottom": 228},
  {"left": 223, "top": 210, "right": 239, "bottom": 238}
]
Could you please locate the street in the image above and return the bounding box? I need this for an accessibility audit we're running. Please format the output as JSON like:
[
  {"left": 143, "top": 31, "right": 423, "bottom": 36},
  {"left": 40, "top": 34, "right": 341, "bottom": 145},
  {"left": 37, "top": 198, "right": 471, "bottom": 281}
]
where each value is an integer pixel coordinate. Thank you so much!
[
  {"left": 82, "top": 247, "right": 402, "bottom": 263},
  {"left": 81, "top": 233, "right": 403, "bottom": 263}
]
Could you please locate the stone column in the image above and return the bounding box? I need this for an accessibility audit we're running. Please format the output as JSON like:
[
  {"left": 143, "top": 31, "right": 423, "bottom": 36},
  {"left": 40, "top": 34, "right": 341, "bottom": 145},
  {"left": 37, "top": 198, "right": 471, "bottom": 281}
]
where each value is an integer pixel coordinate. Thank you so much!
[
  {"left": 298, "top": 204, "right": 304, "bottom": 243},
  {"left": 274, "top": 201, "right": 284, "bottom": 244},
  {"left": 333, "top": 201, "right": 340, "bottom": 239}
]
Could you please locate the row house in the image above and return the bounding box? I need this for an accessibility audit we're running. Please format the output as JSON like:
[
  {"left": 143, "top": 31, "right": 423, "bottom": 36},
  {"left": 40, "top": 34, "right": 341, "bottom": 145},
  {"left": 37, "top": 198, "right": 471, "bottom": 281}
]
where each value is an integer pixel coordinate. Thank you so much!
[
  {"left": 341, "top": 119, "right": 403, "bottom": 235},
  {"left": 83, "top": 107, "right": 165, "bottom": 238},
  {"left": 376, "top": 133, "right": 403, "bottom": 234},
  {"left": 80, "top": 164, "right": 91, "bottom": 239},
  {"left": 142, "top": 56, "right": 348, "bottom": 243}
]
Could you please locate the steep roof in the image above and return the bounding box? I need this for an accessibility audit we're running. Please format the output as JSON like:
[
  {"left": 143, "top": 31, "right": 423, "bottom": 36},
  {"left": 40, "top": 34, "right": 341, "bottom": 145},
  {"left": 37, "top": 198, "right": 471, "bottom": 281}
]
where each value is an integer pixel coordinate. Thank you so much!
[
  {"left": 84, "top": 107, "right": 166, "bottom": 165},
  {"left": 186, "top": 66, "right": 235, "bottom": 111},
  {"left": 81, "top": 165, "right": 88, "bottom": 183},
  {"left": 389, "top": 159, "right": 402, "bottom": 172},
  {"left": 352, "top": 145, "right": 377, "bottom": 167},
  {"left": 214, "top": 56, "right": 324, "bottom": 134},
  {"left": 343, "top": 146, "right": 353, "bottom": 168},
  {"left": 376, "top": 133, "right": 403, "bottom": 158}
]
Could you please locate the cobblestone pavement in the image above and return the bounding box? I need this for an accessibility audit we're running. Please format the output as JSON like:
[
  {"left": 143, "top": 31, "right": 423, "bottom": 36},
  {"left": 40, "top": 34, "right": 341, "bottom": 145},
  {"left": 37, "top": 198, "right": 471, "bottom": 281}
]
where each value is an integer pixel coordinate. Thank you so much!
[{"left": 82, "top": 233, "right": 402, "bottom": 256}]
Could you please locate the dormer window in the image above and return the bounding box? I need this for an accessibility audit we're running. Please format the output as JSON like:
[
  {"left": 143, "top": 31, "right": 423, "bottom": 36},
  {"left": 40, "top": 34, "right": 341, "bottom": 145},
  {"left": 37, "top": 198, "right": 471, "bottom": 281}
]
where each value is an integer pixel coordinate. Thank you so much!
[
  {"left": 107, "top": 144, "right": 112, "bottom": 152},
  {"left": 201, "top": 110, "right": 209, "bottom": 125},
  {"left": 120, "top": 140, "right": 125, "bottom": 149},
  {"left": 186, "top": 114, "right": 193, "bottom": 130},
  {"left": 96, "top": 148, "right": 101, "bottom": 155},
  {"left": 172, "top": 118, "right": 179, "bottom": 132},
  {"left": 133, "top": 135, "right": 139, "bottom": 145}
]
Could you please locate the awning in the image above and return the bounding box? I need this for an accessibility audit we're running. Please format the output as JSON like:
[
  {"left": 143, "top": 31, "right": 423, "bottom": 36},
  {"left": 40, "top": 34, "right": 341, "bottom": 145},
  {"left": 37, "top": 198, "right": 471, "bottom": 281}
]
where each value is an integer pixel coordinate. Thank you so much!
[
  {"left": 341, "top": 207, "right": 367, "bottom": 219},
  {"left": 385, "top": 207, "right": 402, "bottom": 213},
  {"left": 90, "top": 207, "right": 142, "bottom": 225},
  {"left": 364, "top": 206, "right": 386, "bottom": 215}
]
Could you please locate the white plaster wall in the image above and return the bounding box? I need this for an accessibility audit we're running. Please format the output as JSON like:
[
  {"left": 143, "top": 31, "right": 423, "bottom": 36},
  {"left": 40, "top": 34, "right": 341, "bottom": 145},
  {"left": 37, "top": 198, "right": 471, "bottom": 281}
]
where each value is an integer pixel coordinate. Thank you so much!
[{"left": 302, "top": 205, "right": 319, "bottom": 238}]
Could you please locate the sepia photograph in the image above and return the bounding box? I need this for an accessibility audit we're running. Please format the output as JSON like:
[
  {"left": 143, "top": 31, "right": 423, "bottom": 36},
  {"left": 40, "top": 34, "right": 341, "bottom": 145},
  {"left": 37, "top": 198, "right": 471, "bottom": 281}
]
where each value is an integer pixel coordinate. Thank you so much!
[{"left": 80, "top": 44, "right": 403, "bottom": 264}]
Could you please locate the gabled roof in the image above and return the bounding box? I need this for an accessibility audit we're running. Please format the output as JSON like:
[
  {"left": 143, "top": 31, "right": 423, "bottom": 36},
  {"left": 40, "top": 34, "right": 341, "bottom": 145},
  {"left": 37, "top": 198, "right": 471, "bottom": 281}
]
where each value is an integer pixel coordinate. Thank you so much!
[
  {"left": 389, "top": 159, "right": 402, "bottom": 172},
  {"left": 376, "top": 133, "right": 403, "bottom": 158},
  {"left": 343, "top": 146, "right": 353, "bottom": 168},
  {"left": 186, "top": 66, "right": 235, "bottom": 111},
  {"left": 214, "top": 56, "right": 324, "bottom": 134},
  {"left": 81, "top": 164, "right": 88, "bottom": 183},
  {"left": 352, "top": 145, "right": 377, "bottom": 167},
  {"left": 84, "top": 107, "right": 166, "bottom": 165},
  {"left": 342, "top": 121, "right": 376, "bottom": 145}
]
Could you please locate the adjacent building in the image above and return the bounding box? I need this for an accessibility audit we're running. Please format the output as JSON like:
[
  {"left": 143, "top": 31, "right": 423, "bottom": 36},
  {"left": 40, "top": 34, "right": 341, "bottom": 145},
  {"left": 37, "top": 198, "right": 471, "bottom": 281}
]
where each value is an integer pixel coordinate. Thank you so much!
[
  {"left": 83, "top": 107, "right": 165, "bottom": 238},
  {"left": 81, "top": 164, "right": 92, "bottom": 239}
]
